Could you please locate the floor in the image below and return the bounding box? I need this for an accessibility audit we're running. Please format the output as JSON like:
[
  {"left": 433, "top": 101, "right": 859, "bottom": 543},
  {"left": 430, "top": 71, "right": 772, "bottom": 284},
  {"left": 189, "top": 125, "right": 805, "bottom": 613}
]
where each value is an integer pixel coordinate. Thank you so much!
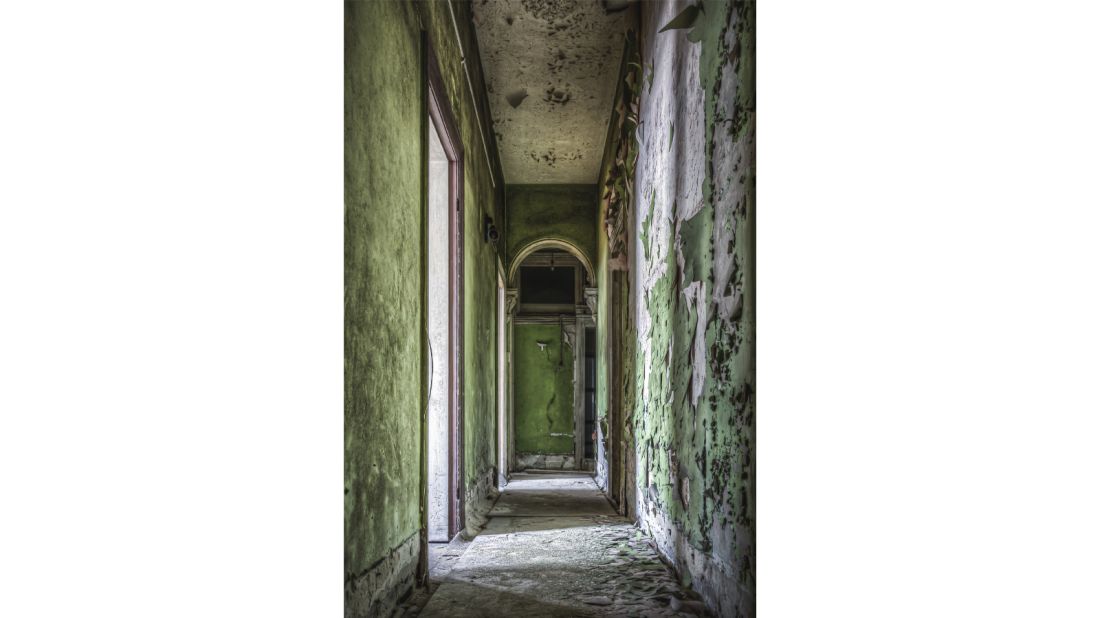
[{"left": 397, "top": 472, "right": 711, "bottom": 618}]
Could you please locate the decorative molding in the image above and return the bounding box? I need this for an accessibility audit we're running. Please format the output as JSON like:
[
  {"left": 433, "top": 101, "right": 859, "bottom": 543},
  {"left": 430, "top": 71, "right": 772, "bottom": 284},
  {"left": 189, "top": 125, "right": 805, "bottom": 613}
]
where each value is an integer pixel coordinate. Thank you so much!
[
  {"left": 520, "top": 252, "right": 581, "bottom": 269},
  {"left": 584, "top": 287, "right": 598, "bottom": 317},
  {"left": 508, "top": 238, "right": 595, "bottom": 286},
  {"left": 562, "top": 322, "right": 577, "bottom": 351},
  {"left": 601, "top": 31, "right": 641, "bottom": 272},
  {"left": 513, "top": 314, "right": 577, "bottom": 325},
  {"left": 505, "top": 288, "right": 519, "bottom": 318}
]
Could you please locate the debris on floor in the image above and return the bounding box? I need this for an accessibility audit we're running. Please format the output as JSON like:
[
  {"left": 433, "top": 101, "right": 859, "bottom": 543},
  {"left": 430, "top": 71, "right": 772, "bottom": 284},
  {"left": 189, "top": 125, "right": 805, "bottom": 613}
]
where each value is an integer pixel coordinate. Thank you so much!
[{"left": 407, "top": 473, "right": 711, "bottom": 618}]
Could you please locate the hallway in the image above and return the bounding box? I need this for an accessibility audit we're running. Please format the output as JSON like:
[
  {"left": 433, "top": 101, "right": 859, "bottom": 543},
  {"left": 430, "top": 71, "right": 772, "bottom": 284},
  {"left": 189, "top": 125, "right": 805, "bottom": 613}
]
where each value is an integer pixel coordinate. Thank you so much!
[
  {"left": 346, "top": 0, "right": 755, "bottom": 616},
  {"left": 415, "top": 473, "right": 709, "bottom": 617}
]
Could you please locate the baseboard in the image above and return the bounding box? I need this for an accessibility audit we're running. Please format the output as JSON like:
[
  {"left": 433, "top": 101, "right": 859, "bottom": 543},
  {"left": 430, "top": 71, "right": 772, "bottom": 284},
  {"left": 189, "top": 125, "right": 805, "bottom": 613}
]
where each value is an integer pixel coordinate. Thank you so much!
[{"left": 513, "top": 453, "right": 577, "bottom": 470}]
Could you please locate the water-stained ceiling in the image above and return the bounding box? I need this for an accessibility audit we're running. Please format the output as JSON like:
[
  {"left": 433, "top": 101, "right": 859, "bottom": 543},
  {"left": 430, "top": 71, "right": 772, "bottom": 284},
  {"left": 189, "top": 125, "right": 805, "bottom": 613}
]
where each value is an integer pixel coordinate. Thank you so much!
[{"left": 472, "top": 0, "right": 630, "bottom": 184}]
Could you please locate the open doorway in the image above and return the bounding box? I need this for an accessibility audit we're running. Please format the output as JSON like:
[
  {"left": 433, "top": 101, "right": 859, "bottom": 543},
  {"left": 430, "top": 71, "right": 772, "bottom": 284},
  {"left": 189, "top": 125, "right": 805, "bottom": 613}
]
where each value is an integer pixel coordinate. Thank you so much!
[
  {"left": 425, "top": 41, "right": 463, "bottom": 547},
  {"left": 497, "top": 266, "right": 508, "bottom": 487},
  {"left": 506, "top": 244, "right": 596, "bottom": 472}
]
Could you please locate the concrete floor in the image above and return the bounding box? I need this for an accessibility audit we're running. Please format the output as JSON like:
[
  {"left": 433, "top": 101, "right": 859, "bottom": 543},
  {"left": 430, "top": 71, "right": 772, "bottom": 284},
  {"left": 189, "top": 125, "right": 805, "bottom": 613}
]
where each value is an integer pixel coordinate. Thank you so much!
[{"left": 398, "top": 472, "right": 710, "bottom": 618}]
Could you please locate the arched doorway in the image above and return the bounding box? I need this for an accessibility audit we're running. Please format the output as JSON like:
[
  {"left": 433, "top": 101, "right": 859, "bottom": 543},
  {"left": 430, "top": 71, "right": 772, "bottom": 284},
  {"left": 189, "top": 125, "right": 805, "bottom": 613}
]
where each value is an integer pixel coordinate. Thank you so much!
[
  {"left": 507, "top": 238, "right": 594, "bottom": 288},
  {"left": 504, "top": 240, "right": 597, "bottom": 473}
]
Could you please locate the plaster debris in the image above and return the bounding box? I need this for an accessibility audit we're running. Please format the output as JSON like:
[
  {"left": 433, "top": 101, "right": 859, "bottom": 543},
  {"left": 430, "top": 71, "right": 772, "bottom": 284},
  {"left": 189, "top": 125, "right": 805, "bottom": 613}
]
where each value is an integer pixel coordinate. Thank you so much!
[{"left": 415, "top": 474, "right": 712, "bottom": 618}]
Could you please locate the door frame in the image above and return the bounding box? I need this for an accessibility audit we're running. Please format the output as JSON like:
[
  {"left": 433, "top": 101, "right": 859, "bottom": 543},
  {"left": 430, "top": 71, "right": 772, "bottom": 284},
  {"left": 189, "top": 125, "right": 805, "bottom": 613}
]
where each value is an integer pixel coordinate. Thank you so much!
[
  {"left": 496, "top": 262, "right": 508, "bottom": 486},
  {"left": 423, "top": 33, "right": 465, "bottom": 547}
]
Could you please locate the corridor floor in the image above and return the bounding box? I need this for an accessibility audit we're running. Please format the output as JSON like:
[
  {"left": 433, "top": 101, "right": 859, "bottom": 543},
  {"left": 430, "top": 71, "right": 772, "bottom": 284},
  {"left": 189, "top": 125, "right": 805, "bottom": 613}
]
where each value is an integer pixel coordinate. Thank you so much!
[{"left": 404, "top": 472, "right": 710, "bottom": 618}]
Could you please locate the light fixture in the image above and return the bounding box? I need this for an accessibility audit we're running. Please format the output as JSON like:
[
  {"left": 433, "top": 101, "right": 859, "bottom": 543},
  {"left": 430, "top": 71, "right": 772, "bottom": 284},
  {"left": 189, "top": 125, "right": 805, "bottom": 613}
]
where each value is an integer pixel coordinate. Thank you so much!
[{"left": 483, "top": 215, "right": 499, "bottom": 244}]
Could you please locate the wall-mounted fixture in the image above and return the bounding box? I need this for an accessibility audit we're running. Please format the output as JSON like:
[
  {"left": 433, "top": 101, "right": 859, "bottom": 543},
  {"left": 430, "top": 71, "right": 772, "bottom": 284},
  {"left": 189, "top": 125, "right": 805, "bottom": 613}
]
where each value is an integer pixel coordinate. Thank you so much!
[{"left": 484, "top": 215, "right": 499, "bottom": 244}]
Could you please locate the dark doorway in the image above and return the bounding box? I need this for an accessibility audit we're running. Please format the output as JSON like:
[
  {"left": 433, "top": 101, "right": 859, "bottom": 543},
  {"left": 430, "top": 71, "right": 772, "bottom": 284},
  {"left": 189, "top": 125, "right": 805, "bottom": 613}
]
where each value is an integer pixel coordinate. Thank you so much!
[{"left": 584, "top": 326, "right": 596, "bottom": 461}]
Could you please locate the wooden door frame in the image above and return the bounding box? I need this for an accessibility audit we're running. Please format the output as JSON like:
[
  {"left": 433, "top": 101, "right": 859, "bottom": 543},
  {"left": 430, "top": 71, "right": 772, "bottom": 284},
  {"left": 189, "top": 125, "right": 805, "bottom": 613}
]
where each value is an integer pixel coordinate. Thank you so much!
[
  {"left": 426, "top": 35, "right": 465, "bottom": 541},
  {"left": 610, "top": 270, "right": 625, "bottom": 511},
  {"left": 496, "top": 261, "right": 508, "bottom": 487}
]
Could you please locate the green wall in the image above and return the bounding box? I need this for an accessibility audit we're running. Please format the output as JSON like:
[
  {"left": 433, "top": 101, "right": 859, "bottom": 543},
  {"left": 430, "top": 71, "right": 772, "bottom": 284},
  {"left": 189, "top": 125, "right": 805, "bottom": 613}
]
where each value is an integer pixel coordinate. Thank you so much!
[
  {"left": 505, "top": 184, "right": 598, "bottom": 276},
  {"left": 594, "top": 2, "right": 756, "bottom": 616},
  {"left": 513, "top": 324, "right": 574, "bottom": 454},
  {"left": 505, "top": 184, "right": 597, "bottom": 459},
  {"left": 345, "top": 0, "right": 422, "bottom": 585},
  {"left": 345, "top": 0, "right": 505, "bottom": 599}
]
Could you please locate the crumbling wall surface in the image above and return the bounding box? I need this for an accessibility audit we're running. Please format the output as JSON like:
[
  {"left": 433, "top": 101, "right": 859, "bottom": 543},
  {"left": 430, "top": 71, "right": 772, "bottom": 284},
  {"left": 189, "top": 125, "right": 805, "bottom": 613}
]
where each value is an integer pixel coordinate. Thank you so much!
[
  {"left": 345, "top": 2, "right": 423, "bottom": 615},
  {"left": 512, "top": 324, "right": 576, "bottom": 456},
  {"left": 346, "top": 1, "right": 505, "bottom": 615},
  {"left": 630, "top": 1, "right": 756, "bottom": 616},
  {"left": 463, "top": 465, "right": 500, "bottom": 535},
  {"left": 343, "top": 532, "right": 419, "bottom": 618},
  {"left": 505, "top": 184, "right": 598, "bottom": 274}
]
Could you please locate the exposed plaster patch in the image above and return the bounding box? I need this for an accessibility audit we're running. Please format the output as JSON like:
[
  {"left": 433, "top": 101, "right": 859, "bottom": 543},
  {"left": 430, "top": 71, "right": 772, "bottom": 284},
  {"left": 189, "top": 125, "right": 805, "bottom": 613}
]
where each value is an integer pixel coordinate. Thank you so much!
[
  {"left": 682, "top": 280, "right": 709, "bottom": 407},
  {"left": 595, "top": 0, "right": 755, "bottom": 616}
]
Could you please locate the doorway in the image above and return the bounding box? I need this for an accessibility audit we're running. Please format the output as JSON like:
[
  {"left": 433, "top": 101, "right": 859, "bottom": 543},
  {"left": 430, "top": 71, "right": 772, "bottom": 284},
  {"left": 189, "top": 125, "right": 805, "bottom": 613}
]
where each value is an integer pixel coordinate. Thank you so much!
[
  {"left": 497, "top": 267, "right": 508, "bottom": 487},
  {"left": 506, "top": 244, "right": 595, "bottom": 472},
  {"left": 425, "top": 41, "right": 463, "bottom": 544}
]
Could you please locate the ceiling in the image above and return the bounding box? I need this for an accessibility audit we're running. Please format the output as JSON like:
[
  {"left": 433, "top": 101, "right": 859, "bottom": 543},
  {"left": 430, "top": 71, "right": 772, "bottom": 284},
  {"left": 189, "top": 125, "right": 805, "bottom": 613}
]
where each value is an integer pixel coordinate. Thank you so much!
[{"left": 472, "top": 0, "right": 630, "bottom": 184}]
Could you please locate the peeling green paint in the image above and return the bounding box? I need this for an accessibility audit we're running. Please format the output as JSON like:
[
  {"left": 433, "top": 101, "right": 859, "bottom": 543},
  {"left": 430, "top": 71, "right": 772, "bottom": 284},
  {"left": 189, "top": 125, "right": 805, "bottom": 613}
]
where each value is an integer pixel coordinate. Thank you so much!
[
  {"left": 513, "top": 324, "right": 575, "bottom": 455},
  {"left": 595, "top": 1, "right": 755, "bottom": 616}
]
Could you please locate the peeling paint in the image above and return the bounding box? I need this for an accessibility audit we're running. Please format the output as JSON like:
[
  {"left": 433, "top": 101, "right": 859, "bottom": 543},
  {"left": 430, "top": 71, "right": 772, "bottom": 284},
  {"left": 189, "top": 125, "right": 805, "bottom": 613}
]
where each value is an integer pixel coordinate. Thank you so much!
[{"left": 595, "top": 1, "right": 755, "bottom": 616}]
